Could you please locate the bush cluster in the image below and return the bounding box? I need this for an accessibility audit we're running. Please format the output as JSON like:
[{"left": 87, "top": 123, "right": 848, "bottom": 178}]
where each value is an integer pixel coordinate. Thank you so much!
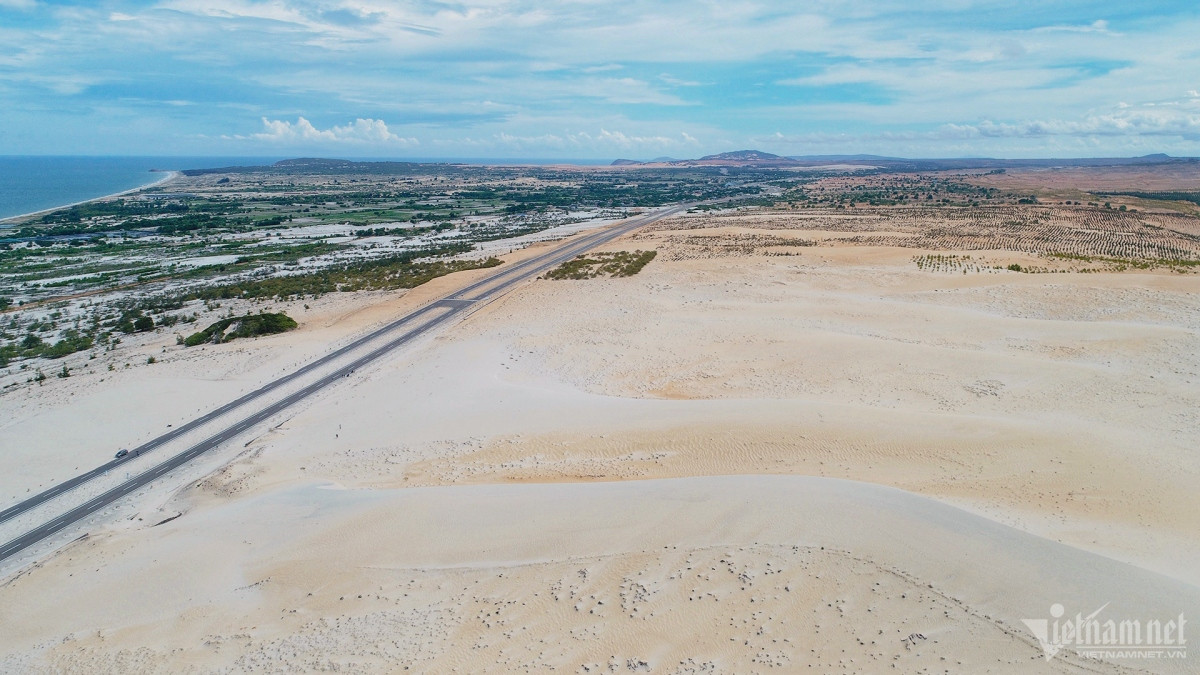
[{"left": 184, "top": 312, "right": 298, "bottom": 347}]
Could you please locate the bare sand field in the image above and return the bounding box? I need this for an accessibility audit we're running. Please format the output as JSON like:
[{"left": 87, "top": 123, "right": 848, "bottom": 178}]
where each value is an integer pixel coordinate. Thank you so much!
[{"left": 2, "top": 207, "right": 1198, "bottom": 673}]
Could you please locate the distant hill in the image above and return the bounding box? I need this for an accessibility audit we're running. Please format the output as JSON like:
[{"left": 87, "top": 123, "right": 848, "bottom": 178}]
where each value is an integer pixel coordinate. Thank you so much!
[
  {"left": 607, "top": 151, "right": 1197, "bottom": 171},
  {"left": 182, "top": 153, "right": 1198, "bottom": 175},
  {"left": 613, "top": 149, "right": 802, "bottom": 168},
  {"left": 273, "top": 158, "right": 377, "bottom": 170},
  {"left": 181, "top": 158, "right": 461, "bottom": 176},
  {"left": 698, "top": 150, "right": 789, "bottom": 162},
  {"left": 824, "top": 154, "right": 1196, "bottom": 172}
]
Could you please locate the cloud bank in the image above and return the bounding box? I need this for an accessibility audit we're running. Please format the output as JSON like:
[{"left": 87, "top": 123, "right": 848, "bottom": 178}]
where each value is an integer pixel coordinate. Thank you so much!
[
  {"left": 941, "top": 106, "right": 1200, "bottom": 142},
  {"left": 245, "top": 117, "right": 418, "bottom": 146}
]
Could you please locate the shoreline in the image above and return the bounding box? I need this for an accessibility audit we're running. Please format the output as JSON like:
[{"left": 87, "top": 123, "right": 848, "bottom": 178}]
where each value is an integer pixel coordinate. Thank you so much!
[{"left": 0, "top": 170, "right": 181, "bottom": 226}]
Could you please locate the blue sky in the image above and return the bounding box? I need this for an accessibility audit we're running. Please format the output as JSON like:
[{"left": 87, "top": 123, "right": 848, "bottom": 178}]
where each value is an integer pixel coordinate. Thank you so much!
[{"left": 1, "top": 1, "right": 1199, "bottom": 159}]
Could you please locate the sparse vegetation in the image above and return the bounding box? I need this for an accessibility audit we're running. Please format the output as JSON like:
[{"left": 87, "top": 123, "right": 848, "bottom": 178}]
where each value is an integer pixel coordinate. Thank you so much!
[
  {"left": 545, "top": 250, "right": 657, "bottom": 280},
  {"left": 657, "top": 204, "right": 1200, "bottom": 266},
  {"left": 912, "top": 254, "right": 989, "bottom": 273},
  {"left": 5, "top": 160, "right": 1200, "bottom": 395},
  {"left": 182, "top": 248, "right": 502, "bottom": 301},
  {"left": 0, "top": 329, "right": 93, "bottom": 363}
]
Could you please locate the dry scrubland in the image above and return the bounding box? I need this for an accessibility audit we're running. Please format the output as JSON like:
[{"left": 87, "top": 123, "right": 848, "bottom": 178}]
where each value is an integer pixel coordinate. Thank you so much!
[
  {"left": 652, "top": 205, "right": 1200, "bottom": 264},
  {"left": 968, "top": 163, "right": 1200, "bottom": 195},
  {"left": 2, "top": 196, "right": 1200, "bottom": 673}
]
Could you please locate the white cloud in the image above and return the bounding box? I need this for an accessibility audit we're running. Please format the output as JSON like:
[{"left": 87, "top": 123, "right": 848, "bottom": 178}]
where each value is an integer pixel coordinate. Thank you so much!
[
  {"left": 658, "top": 73, "right": 704, "bottom": 87},
  {"left": 758, "top": 99, "right": 1200, "bottom": 148},
  {"left": 0, "top": 0, "right": 37, "bottom": 10},
  {"left": 158, "top": 0, "right": 304, "bottom": 25},
  {"left": 588, "top": 78, "right": 692, "bottom": 106},
  {"left": 582, "top": 64, "right": 624, "bottom": 73},
  {"left": 1033, "top": 19, "right": 1116, "bottom": 35},
  {"left": 939, "top": 108, "right": 1200, "bottom": 141},
  {"left": 246, "top": 117, "right": 419, "bottom": 146},
  {"left": 932, "top": 97, "right": 1200, "bottom": 142},
  {"left": 440, "top": 128, "right": 701, "bottom": 153},
  {"left": 589, "top": 128, "right": 689, "bottom": 149}
]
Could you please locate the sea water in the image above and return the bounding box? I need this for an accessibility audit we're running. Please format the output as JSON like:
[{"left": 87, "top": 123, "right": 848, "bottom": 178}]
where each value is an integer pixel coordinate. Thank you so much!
[
  {"left": 0, "top": 155, "right": 612, "bottom": 222},
  {"left": 0, "top": 156, "right": 278, "bottom": 221}
]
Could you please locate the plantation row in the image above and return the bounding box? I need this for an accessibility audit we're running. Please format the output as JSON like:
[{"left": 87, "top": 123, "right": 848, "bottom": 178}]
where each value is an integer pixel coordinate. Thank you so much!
[{"left": 642, "top": 232, "right": 818, "bottom": 261}]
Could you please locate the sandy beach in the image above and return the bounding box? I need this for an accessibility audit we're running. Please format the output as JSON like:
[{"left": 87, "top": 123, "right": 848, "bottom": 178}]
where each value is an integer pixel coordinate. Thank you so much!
[{"left": 1, "top": 208, "right": 1197, "bottom": 672}]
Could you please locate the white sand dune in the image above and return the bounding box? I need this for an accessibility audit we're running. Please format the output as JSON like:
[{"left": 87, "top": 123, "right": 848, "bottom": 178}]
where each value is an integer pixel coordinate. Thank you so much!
[
  {"left": 3, "top": 475, "right": 1194, "bottom": 673},
  {"left": 1, "top": 214, "right": 1197, "bottom": 673}
]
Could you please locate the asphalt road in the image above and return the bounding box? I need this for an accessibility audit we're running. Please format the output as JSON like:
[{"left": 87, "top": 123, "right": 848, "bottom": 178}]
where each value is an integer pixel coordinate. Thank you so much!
[{"left": 0, "top": 206, "right": 685, "bottom": 562}]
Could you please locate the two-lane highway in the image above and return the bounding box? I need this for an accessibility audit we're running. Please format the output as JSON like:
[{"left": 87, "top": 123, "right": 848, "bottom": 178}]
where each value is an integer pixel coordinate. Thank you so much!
[{"left": 0, "top": 205, "right": 686, "bottom": 563}]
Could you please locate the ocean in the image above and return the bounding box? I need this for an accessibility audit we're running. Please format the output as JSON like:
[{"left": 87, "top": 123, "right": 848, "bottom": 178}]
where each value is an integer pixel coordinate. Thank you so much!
[
  {"left": 0, "top": 155, "right": 617, "bottom": 222},
  {"left": 0, "top": 156, "right": 280, "bottom": 221}
]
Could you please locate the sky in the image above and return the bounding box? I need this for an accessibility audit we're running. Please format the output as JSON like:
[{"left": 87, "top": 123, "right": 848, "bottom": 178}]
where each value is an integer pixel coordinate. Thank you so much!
[{"left": 1, "top": 1, "right": 1199, "bottom": 159}]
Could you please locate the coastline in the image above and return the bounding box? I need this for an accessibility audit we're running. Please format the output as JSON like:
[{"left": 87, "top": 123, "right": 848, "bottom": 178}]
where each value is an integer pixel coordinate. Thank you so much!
[{"left": 0, "top": 170, "right": 180, "bottom": 226}]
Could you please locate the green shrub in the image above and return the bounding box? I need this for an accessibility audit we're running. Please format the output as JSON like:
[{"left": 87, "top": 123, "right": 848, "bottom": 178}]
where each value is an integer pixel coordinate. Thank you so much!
[
  {"left": 545, "top": 250, "right": 657, "bottom": 280},
  {"left": 43, "top": 333, "right": 93, "bottom": 359},
  {"left": 185, "top": 312, "right": 299, "bottom": 347}
]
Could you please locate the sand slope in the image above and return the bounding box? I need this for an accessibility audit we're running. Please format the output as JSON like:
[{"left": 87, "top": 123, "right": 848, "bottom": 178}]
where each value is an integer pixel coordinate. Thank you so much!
[{"left": 4, "top": 476, "right": 1194, "bottom": 673}]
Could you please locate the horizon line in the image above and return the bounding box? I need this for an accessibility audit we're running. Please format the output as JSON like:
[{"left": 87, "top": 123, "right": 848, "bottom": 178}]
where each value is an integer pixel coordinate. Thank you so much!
[{"left": 0, "top": 152, "right": 1193, "bottom": 165}]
